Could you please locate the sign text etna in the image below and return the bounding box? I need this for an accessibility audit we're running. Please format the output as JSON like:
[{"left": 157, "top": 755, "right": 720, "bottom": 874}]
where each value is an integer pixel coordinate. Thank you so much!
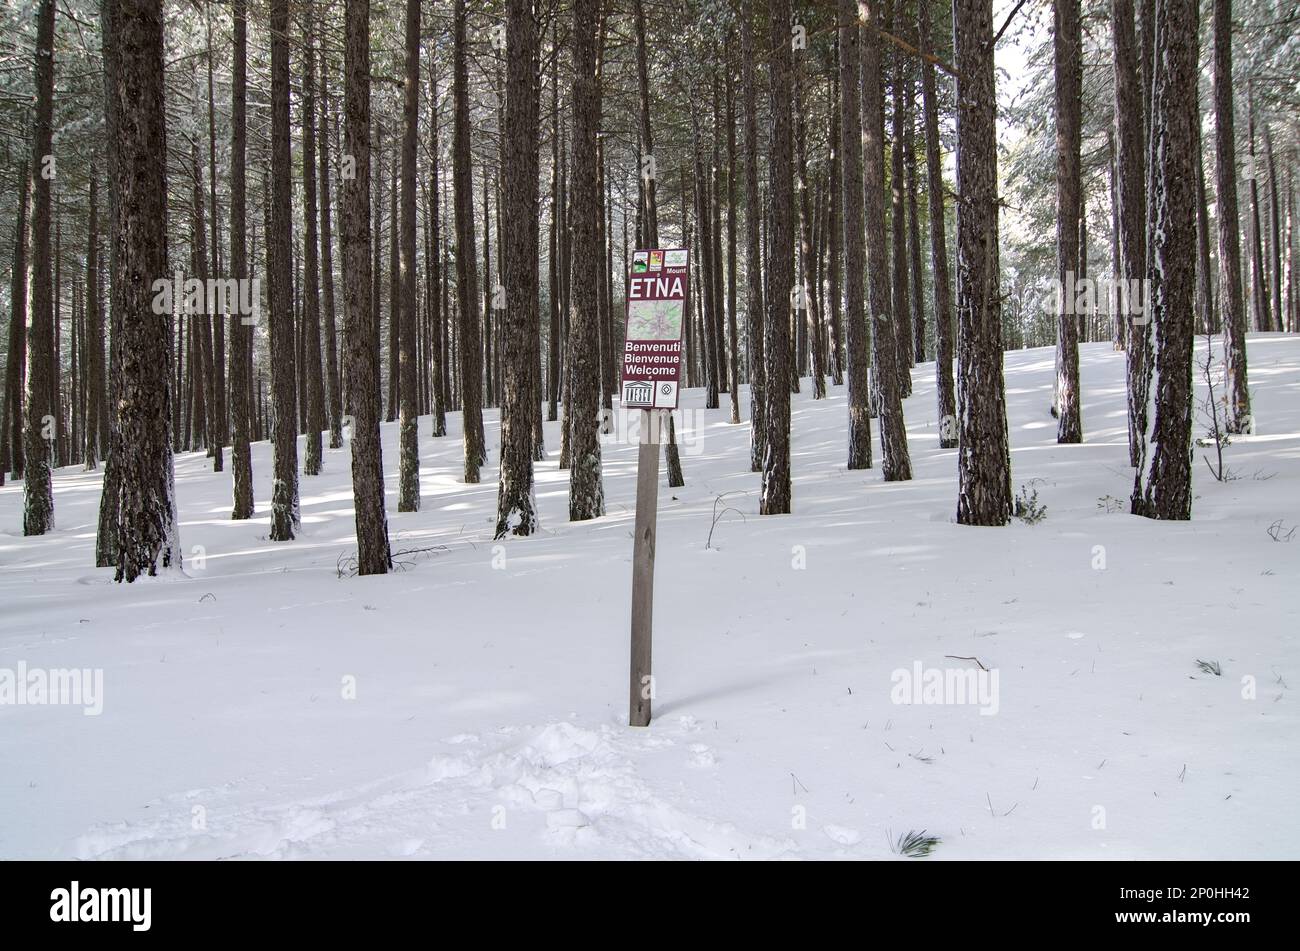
[{"left": 621, "top": 248, "right": 688, "bottom": 409}]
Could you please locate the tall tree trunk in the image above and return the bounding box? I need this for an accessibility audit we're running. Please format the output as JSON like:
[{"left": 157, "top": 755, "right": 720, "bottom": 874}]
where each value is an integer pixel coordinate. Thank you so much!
[
  {"left": 920, "top": 0, "right": 956, "bottom": 447},
  {"left": 889, "top": 6, "right": 914, "bottom": 396},
  {"left": 1113, "top": 0, "right": 1150, "bottom": 464},
  {"left": 827, "top": 70, "right": 844, "bottom": 388},
  {"left": 840, "top": 0, "right": 873, "bottom": 469},
  {"left": 106, "top": 0, "right": 179, "bottom": 579},
  {"left": 496, "top": 0, "right": 541, "bottom": 536},
  {"left": 84, "top": 175, "right": 104, "bottom": 469},
  {"left": 342, "top": 0, "right": 391, "bottom": 573},
  {"left": 267, "top": 0, "right": 299, "bottom": 539},
  {"left": 320, "top": 68, "right": 343, "bottom": 448},
  {"left": 428, "top": 58, "right": 447, "bottom": 438},
  {"left": 567, "top": 0, "right": 605, "bottom": 521},
  {"left": 4, "top": 164, "right": 30, "bottom": 482},
  {"left": 796, "top": 78, "right": 826, "bottom": 400},
  {"left": 863, "top": 1, "right": 911, "bottom": 480},
  {"left": 760, "top": 0, "right": 794, "bottom": 514},
  {"left": 22, "top": 0, "right": 57, "bottom": 535},
  {"left": 229, "top": 0, "right": 254, "bottom": 519},
  {"left": 1212, "top": 0, "right": 1250, "bottom": 432},
  {"left": 953, "top": 0, "right": 1011, "bottom": 524},
  {"left": 1245, "top": 86, "right": 1269, "bottom": 332},
  {"left": 904, "top": 73, "right": 926, "bottom": 366},
  {"left": 725, "top": 52, "right": 741, "bottom": 424},
  {"left": 1053, "top": 0, "right": 1083, "bottom": 443},
  {"left": 453, "top": 0, "right": 485, "bottom": 482},
  {"left": 302, "top": 15, "right": 326, "bottom": 477},
  {"left": 1134, "top": 0, "right": 1198, "bottom": 519},
  {"left": 396, "top": 0, "right": 421, "bottom": 511}
]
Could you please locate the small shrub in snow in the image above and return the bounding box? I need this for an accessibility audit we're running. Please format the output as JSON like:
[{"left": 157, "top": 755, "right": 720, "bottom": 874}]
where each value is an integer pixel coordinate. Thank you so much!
[
  {"left": 1013, "top": 483, "right": 1047, "bottom": 524},
  {"left": 1195, "top": 659, "right": 1222, "bottom": 677},
  {"left": 891, "top": 829, "right": 941, "bottom": 858}
]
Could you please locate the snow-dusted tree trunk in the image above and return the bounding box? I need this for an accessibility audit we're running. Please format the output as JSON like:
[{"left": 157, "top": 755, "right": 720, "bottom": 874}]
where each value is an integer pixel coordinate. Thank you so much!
[
  {"left": 267, "top": 0, "right": 299, "bottom": 539},
  {"left": 740, "top": 0, "right": 766, "bottom": 474},
  {"left": 953, "top": 0, "right": 1011, "bottom": 525},
  {"left": 229, "top": 0, "right": 254, "bottom": 519},
  {"left": 861, "top": 0, "right": 911, "bottom": 481},
  {"left": 839, "top": 0, "right": 872, "bottom": 470},
  {"left": 106, "top": 0, "right": 179, "bottom": 580},
  {"left": 1212, "top": 0, "right": 1250, "bottom": 433},
  {"left": 1135, "top": 0, "right": 1199, "bottom": 520},
  {"left": 495, "top": 0, "right": 540, "bottom": 537},
  {"left": 1053, "top": 0, "right": 1084, "bottom": 444}
]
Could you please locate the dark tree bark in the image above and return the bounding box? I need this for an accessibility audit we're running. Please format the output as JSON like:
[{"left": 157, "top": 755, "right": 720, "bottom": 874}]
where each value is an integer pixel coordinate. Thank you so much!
[
  {"left": 904, "top": 73, "right": 926, "bottom": 366},
  {"left": 1245, "top": 87, "right": 1269, "bottom": 333},
  {"left": 428, "top": 58, "right": 447, "bottom": 438},
  {"left": 84, "top": 175, "right": 105, "bottom": 469},
  {"left": 862, "top": 1, "right": 911, "bottom": 480},
  {"left": 888, "top": 3, "right": 913, "bottom": 395},
  {"left": 796, "top": 75, "right": 826, "bottom": 401},
  {"left": 920, "top": 0, "right": 956, "bottom": 447},
  {"left": 319, "top": 64, "right": 344, "bottom": 449},
  {"left": 567, "top": 0, "right": 605, "bottom": 521},
  {"left": 840, "top": 0, "right": 873, "bottom": 469},
  {"left": 1212, "top": 0, "right": 1250, "bottom": 432},
  {"left": 1053, "top": 0, "right": 1083, "bottom": 443},
  {"left": 495, "top": 0, "right": 541, "bottom": 537},
  {"left": 341, "top": 0, "right": 391, "bottom": 573},
  {"left": 760, "top": 0, "right": 794, "bottom": 514},
  {"left": 397, "top": 0, "right": 421, "bottom": 511},
  {"left": 268, "top": 0, "right": 299, "bottom": 539},
  {"left": 23, "top": 0, "right": 57, "bottom": 536},
  {"left": 726, "top": 49, "right": 741, "bottom": 424},
  {"left": 827, "top": 70, "right": 844, "bottom": 388},
  {"left": 953, "top": 0, "right": 1011, "bottom": 524},
  {"left": 1113, "top": 0, "right": 1150, "bottom": 465},
  {"left": 302, "top": 15, "right": 326, "bottom": 478},
  {"left": 4, "top": 164, "right": 29, "bottom": 482},
  {"left": 1135, "top": 0, "right": 1199, "bottom": 520},
  {"left": 106, "top": 0, "right": 179, "bottom": 579},
  {"left": 453, "top": 0, "right": 485, "bottom": 483},
  {"left": 229, "top": 0, "right": 254, "bottom": 519}
]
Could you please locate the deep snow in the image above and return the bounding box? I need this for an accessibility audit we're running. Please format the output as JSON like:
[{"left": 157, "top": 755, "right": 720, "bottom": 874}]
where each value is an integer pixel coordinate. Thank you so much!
[{"left": 1, "top": 335, "right": 1297, "bottom": 859}]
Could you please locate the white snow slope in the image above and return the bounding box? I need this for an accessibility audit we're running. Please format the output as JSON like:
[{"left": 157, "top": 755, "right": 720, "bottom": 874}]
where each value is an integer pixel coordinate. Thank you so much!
[{"left": 1, "top": 336, "right": 1297, "bottom": 860}]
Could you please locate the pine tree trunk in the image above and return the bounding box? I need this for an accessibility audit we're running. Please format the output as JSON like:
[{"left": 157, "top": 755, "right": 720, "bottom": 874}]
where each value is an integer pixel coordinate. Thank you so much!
[
  {"left": 106, "top": 0, "right": 179, "bottom": 580},
  {"left": 495, "top": 0, "right": 541, "bottom": 537},
  {"left": 22, "top": 0, "right": 57, "bottom": 536},
  {"left": 796, "top": 78, "right": 826, "bottom": 400},
  {"left": 953, "top": 0, "right": 1012, "bottom": 524},
  {"left": 827, "top": 71, "right": 845, "bottom": 388},
  {"left": 920, "top": 0, "right": 956, "bottom": 447},
  {"left": 863, "top": 1, "right": 911, "bottom": 480},
  {"left": 341, "top": 0, "right": 391, "bottom": 573},
  {"left": 1113, "top": 0, "right": 1151, "bottom": 465},
  {"left": 889, "top": 7, "right": 914, "bottom": 396},
  {"left": 84, "top": 175, "right": 104, "bottom": 469},
  {"left": 839, "top": 0, "right": 873, "bottom": 469},
  {"left": 302, "top": 16, "right": 326, "bottom": 478},
  {"left": 453, "top": 0, "right": 485, "bottom": 483},
  {"left": 267, "top": 0, "right": 300, "bottom": 539},
  {"left": 567, "top": 0, "right": 605, "bottom": 521},
  {"left": 396, "top": 0, "right": 421, "bottom": 511},
  {"left": 1135, "top": 0, "right": 1198, "bottom": 520},
  {"left": 1053, "top": 0, "right": 1084, "bottom": 443},
  {"left": 761, "top": 0, "right": 793, "bottom": 514},
  {"left": 1212, "top": 0, "right": 1250, "bottom": 432},
  {"left": 229, "top": 0, "right": 254, "bottom": 519},
  {"left": 4, "top": 164, "right": 29, "bottom": 482},
  {"left": 319, "top": 68, "right": 344, "bottom": 449}
]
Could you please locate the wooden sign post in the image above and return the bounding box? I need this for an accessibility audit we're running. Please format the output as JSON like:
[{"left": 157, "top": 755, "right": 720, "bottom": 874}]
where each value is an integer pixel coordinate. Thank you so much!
[{"left": 622, "top": 248, "right": 689, "bottom": 727}]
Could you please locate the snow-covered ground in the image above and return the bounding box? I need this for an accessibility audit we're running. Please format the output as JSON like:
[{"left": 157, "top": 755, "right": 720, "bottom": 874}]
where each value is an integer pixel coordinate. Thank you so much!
[{"left": 2, "top": 335, "right": 1297, "bottom": 860}]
